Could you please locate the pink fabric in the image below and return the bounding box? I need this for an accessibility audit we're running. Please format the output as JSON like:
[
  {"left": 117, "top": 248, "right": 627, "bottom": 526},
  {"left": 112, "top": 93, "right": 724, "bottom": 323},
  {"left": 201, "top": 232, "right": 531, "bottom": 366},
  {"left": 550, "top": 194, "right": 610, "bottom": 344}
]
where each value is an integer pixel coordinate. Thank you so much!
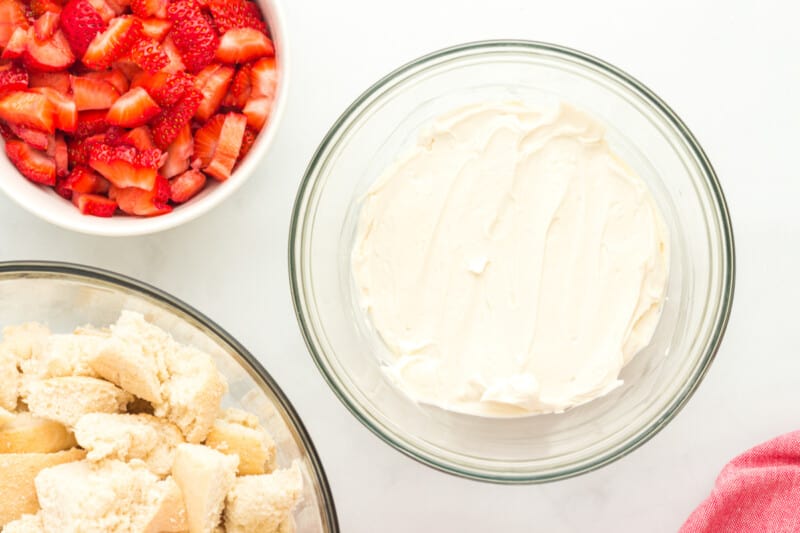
[{"left": 681, "top": 431, "right": 800, "bottom": 533}]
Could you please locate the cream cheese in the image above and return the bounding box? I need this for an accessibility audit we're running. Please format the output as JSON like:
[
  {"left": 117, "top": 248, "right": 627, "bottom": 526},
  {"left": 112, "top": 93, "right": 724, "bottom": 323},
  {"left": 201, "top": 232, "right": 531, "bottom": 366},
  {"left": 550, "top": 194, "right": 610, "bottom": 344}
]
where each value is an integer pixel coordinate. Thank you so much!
[{"left": 352, "top": 101, "right": 670, "bottom": 417}]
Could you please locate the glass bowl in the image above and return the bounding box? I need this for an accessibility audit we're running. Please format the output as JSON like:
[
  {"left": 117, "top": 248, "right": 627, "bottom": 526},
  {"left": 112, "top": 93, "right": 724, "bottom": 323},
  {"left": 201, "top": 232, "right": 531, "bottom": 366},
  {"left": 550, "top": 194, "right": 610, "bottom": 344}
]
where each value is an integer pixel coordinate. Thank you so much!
[
  {"left": 290, "top": 40, "right": 735, "bottom": 483},
  {"left": 0, "top": 261, "right": 339, "bottom": 531}
]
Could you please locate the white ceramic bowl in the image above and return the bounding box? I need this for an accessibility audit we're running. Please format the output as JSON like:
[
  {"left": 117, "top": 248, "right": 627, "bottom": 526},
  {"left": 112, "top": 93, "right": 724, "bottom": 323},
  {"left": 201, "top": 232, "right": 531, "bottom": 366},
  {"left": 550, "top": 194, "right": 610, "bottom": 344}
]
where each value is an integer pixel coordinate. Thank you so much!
[{"left": 0, "top": 0, "right": 289, "bottom": 237}]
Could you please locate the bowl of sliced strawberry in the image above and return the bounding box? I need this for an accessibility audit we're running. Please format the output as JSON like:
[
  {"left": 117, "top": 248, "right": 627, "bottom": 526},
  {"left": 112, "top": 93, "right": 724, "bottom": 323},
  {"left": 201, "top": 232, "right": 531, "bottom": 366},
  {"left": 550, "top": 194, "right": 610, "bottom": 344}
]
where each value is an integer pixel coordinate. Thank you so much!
[{"left": 0, "top": 0, "right": 287, "bottom": 235}]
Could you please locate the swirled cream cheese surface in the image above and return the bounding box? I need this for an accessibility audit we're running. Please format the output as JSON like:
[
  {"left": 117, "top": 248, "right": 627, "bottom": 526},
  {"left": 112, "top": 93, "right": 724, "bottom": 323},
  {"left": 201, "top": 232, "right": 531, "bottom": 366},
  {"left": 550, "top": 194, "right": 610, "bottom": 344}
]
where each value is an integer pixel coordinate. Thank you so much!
[{"left": 352, "top": 102, "right": 670, "bottom": 417}]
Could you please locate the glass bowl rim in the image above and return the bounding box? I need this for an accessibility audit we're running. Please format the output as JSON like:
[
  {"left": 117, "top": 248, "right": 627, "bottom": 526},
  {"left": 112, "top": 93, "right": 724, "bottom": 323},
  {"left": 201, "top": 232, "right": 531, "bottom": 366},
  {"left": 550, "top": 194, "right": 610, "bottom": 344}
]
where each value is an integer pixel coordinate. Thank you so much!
[
  {"left": 289, "top": 39, "right": 736, "bottom": 484},
  {"left": 0, "top": 260, "right": 340, "bottom": 529}
]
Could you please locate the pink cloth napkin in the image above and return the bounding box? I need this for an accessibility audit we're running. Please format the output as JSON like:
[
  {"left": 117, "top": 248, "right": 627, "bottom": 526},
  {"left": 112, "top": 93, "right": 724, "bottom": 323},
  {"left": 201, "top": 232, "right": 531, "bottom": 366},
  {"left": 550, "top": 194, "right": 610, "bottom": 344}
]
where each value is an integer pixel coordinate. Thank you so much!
[{"left": 681, "top": 431, "right": 800, "bottom": 532}]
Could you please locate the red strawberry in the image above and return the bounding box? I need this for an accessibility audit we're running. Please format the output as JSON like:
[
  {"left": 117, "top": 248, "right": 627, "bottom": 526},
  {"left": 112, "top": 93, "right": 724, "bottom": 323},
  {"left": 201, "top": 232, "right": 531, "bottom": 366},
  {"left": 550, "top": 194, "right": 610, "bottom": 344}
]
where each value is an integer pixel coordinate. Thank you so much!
[
  {"left": 33, "top": 11, "right": 60, "bottom": 41},
  {"left": 72, "top": 192, "right": 117, "bottom": 216},
  {"left": 30, "top": 0, "right": 62, "bottom": 17},
  {"left": 86, "top": 0, "right": 114, "bottom": 21},
  {"left": 216, "top": 28, "right": 273, "bottom": 64},
  {"left": 2, "top": 27, "right": 28, "bottom": 59},
  {"left": 133, "top": 71, "right": 193, "bottom": 107},
  {"left": 121, "top": 125, "right": 153, "bottom": 150},
  {"left": 24, "top": 29, "right": 76, "bottom": 71},
  {"left": 0, "top": 62, "right": 29, "bottom": 93},
  {"left": 160, "top": 122, "right": 191, "bottom": 177},
  {"left": 150, "top": 87, "right": 200, "bottom": 149},
  {"left": 166, "top": 0, "right": 218, "bottom": 73},
  {"left": 242, "top": 96, "right": 269, "bottom": 130},
  {"left": 140, "top": 17, "right": 170, "bottom": 41},
  {"left": 88, "top": 141, "right": 160, "bottom": 189},
  {"left": 30, "top": 87, "right": 77, "bottom": 132},
  {"left": 222, "top": 63, "right": 250, "bottom": 109},
  {"left": 206, "top": 0, "right": 265, "bottom": 34},
  {"left": 71, "top": 75, "right": 120, "bottom": 110},
  {"left": 54, "top": 132, "right": 68, "bottom": 176},
  {"left": 194, "top": 63, "right": 233, "bottom": 121},
  {"left": 59, "top": 0, "right": 106, "bottom": 58},
  {"left": 250, "top": 57, "right": 276, "bottom": 98},
  {"left": 205, "top": 112, "right": 245, "bottom": 181},
  {"left": 63, "top": 164, "right": 109, "bottom": 193},
  {"left": 129, "top": 38, "right": 167, "bottom": 73},
  {"left": 103, "top": 0, "right": 129, "bottom": 15},
  {"left": 6, "top": 139, "right": 56, "bottom": 185},
  {"left": 28, "top": 70, "right": 69, "bottom": 92},
  {"left": 111, "top": 59, "right": 141, "bottom": 81},
  {"left": 82, "top": 67, "right": 129, "bottom": 93},
  {"left": 6, "top": 122, "right": 51, "bottom": 149},
  {"left": 67, "top": 132, "right": 104, "bottom": 163},
  {"left": 106, "top": 86, "right": 159, "bottom": 127},
  {"left": 159, "top": 34, "right": 184, "bottom": 73},
  {"left": 54, "top": 176, "right": 72, "bottom": 198},
  {"left": 82, "top": 14, "right": 140, "bottom": 70},
  {"left": 0, "top": 0, "right": 29, "bottom": 49},
  {"left": 72, "top": 109, "right": 108, "bottom": 137},
  {"left": 169, "top": 168, "right": 204, "bottom": 203},
  {"left": 130, "top": 0, "right": 165, "bottom": 18},
  {"left": 112, "top": 174, "right": 171, "bottom": 216},
  {"left": 192, "top": 112, "right": 223, "bottom": 168},
  {"left": 0, "top": 90, "right": 55, "bottom": 132},
  {"left": 238, "top": 126, "right": 256, "bottom": 160}
]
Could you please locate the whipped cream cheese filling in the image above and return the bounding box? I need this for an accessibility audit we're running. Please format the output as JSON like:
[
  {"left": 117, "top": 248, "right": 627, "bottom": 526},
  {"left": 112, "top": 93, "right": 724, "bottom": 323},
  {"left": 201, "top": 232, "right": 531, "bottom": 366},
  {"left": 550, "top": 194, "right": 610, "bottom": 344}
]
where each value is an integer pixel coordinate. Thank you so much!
[{"left": 352, "top": 101, "right": 670, "bottom": 417}]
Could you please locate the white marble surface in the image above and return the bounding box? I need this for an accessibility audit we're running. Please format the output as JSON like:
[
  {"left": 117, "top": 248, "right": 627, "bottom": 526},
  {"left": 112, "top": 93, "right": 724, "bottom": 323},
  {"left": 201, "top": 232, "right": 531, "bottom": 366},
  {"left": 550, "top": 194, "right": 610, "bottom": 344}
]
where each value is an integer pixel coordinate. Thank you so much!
[{"left": 0, "top": 0, "right": 797, "bottom": 531}]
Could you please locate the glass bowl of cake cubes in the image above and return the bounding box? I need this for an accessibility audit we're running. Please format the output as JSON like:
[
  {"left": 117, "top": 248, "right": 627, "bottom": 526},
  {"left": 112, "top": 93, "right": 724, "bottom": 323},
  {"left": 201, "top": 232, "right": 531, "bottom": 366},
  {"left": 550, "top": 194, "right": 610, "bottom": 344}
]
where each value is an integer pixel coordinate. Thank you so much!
[{"left": 0, "top": 261, "right": 338, "bottom": 533}]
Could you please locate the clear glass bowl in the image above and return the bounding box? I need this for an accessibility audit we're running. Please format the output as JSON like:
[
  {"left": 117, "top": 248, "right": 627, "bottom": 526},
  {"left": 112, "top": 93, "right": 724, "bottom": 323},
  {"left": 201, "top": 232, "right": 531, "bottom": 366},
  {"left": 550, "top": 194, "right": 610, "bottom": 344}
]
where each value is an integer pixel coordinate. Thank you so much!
[
  {"left": 0, "top": 262, "right": 339, "bottom": 531},
  {"left": 290, "top": 41, "right": 735, "bottom": 483}
]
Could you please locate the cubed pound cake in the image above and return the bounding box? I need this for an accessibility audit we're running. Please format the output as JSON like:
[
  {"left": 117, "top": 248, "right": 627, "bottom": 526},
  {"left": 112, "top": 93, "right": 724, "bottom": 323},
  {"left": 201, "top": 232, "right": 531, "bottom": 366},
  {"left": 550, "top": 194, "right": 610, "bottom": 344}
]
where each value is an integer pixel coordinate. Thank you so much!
[
  {"left": 22, "top": 376, "right": 133, "bottom": 427},
  {"left": 205, "top": 408, "right": 277, "bottom": 475},
  {"left": 0, "top": 348, "right": 19, "bottom": 411},
  {"left": 2, "top": 512, "right": 44, "bottom": 533},
  {"left": 20, "top": 333, "right": 106, "bottom": 379},
  {"left": 224, "top": 462, "right": 304, "bottom": 533},
  {"left": 0, "top": 412, "right": 77, "bottom": 453},
  {"left": 1, "top": 323, "right": 50, "bottom": 361}
]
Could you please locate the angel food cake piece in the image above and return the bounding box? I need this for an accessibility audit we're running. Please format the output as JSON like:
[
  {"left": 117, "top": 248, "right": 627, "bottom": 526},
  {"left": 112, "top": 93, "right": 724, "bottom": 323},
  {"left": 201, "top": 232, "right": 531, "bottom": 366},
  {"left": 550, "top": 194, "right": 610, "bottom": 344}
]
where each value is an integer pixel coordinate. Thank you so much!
[{"left": 205, "top": 408, "right": 277, "bottom": 475}]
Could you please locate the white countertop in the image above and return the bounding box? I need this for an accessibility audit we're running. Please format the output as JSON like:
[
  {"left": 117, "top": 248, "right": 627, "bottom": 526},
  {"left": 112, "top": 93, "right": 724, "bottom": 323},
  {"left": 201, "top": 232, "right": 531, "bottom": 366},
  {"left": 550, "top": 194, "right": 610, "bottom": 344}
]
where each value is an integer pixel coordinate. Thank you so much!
[{"left": 0, "top": 0, "right": 797, "bottom": 531}]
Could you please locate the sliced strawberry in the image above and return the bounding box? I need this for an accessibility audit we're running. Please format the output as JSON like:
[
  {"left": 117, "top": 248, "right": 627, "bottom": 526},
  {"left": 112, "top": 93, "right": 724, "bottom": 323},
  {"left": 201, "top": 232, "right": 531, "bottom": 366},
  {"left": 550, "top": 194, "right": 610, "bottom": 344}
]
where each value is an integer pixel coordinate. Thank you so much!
[
  {"left": 33, "top": 11, "right": 60, "bottom": 41},
  {"left": 63, "top": 164, "right": 109, "bottom": 193},
  {"left": 121, "top": 124, "right": 153, "bottom": 150},
  {"left": 130, "top": 0, "right": 165, "bottom": 18},
  {"left": 140, "top": 17, "right": 170, "bottom": 41},
  {"left": 216, "top": 28, "right": 273, "bottom": 64},
  {"left": 24, "top": 29, "right": 76, "bottom": 71},
  {"left": 192, "top": 112, "right": 223, "bottom": 168},
  {"left": 106, "top": 86, "right": 159, "bottom": 127},
  {"left": 29, "top": 0, "right": 62, "bottom": 17},
  {"left": 238, "top": 126, "right": 256, "bottom": 160},
  {"left": 242, "top": 96, "right": 269, "bottom": 130},
  {"left": 169, "top": 168, "right": 204, "bottom": 203},
  {"left": 60, "top": 0, "right": 106, "bottom": 57},
  {"left": 85, "top": 0, "right": 114, "bottom": 22},
  {"left": 150, "top": 87, "right": 200, "bottom": 149},
  {"left": 222, "top": 63, "right": 250, "bottom": 109},
  {"left": 206, "top": 0, "right": 265, "bottom": 34},
  {"left": 132, "top": 70, "right": 192, "bottom": 107},
  {"left": 71, "top": 75, "right": 120, "bottom": 110},
  {"left": 82, "top": 67, "right": 129, "bottom": 93},
  {"left": 250, "top": 56, "right": 276, "bottom": 98},
  {"left": 166, "top": 0, "right": 219, "bottom": 73},
  {"left": 28, "top": 70, "right": 69, "bottom": 92},
  {"left": 0, "top": 62, "right": 29, "bottom": 93},
  {"left": 6, "top": 139, "right": 56, "bottom": 185},
  {"left": 159, "top": 34, "right": 184, "bottom": 73},
  {"left": 6, "top": 122, "right": 52, "bottom": 149},
  {"left": 111, "top": 59, "right": 142, "bottom": 81},
  {"left": 103, "top": 0, "right": 129, "bottom": 15},
  {"left": 112, "top": 174, "right": 171, "bottom": 216},
  {"left": 54, "top": 176, "right": 72, "bottom": 198},
  {"left": 0, "top": 0, "right": 29, "bottom": 49},
  {"left": 72, "top": 109, "right": 108, "bottom": 137},
  {"left": 194, "top": 63, "right": 233, "bottom": 121},
  {"left": 88, "top": 140, "right": 160, "bottom": 188},
  {"left": 2, "top": 27, "right": 28, "bottom": 59},
  {"left": 54, "top": 132, "right": 68, "bottom": 176},
  {"left": 82, "top": 14, "right": 140, "bottom": 70},
  {"left": 160, "top": 122, "right": 191, "bottom": 177},
  {"left": 129, "top": 38, "right": 167, "bottom": 73},
  {"left": 0, "top": 90, "right": 55, "bottom": 132},
  {"left": 67, "top": 132, "right": 103, "bottom": 164},
  {"left": 30, "top": 87, "right": 76, "bottom": 132},
  {"left": 205, "top": 112, "right": 245, "bottom": 181},
  {"left": 72, "top": 192, "right": 117, "bottom": 216}
]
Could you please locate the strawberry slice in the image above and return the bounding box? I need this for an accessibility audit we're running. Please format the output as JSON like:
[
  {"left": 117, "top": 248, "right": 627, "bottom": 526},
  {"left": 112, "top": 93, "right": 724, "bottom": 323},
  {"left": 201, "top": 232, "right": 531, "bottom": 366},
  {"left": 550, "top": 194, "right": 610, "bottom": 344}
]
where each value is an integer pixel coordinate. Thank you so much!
[
  {"left": 111, "top": 59, "right": 142, "bottom": 81},
  {"left": 121, "top": 125, "right": 154, "bottom": 150},
  {"left": 106, "top": 86, "right": 160, "bottom": 127},
  {"left": 0, "top": 62, "right": 29, "bottom": 93},
  {"left": 159, "top": 34, "right": 184, "bottom": 73},
  {"left": 0, "top": 0, "right": 29, "bottom": 49},
  {"left": 83, "top": 68, "right": 129, "bottom": 93},
  {"left": 28, "top": 70, "right": 69, "bottom": 92},
  {"left": 250, "top": 57, "right": 276, "bottom": 98},
  {"left": 60, "top": 0, "right": 106, "bottom": 58},
  {"left": 140, "top": 17, "right": 170, "bottom": 41},
  {"left": 132, "top": 70, "right": 193, "bottom": 107},
  {"left": 54, "top": 176, "right": 72, "bottom": 199},
  {"left": 30, "top": 87, "right": 77, "bottom": 132},
  {"left": 169, "top": 168, "right": 205, "bottom": 203},
  {"left": 63, "top": 165, "right": 110, "bottom": 193},
  {"left": 88, "top": 140, "right": 160, "bottom": 189},
  {"left": 166, "top": 0, "right": 219, "bottom": 73},
  {"left": 194, "top": 63, "right": 233, "bottom": 121},
  {"left": 30, "top": 0, "right": 62, "bottom": 17},
  {"left": 129, "top": 38, "right": 167, "bottom": 73},
  {"left": 86, "top": 0, "right": 115, "bottom": 22},
  {"left": 73, "top": 109, "right": 108, "bottom": 137},
  {"left": 71, "top": 75, "right": 120, "bottom": 110},
  {"left": 112, "top": 174, "right": 171, "bottom": 216},
  {"left": 6, "top": 122, "right": 52, "bottom": 150},
  {"left": 67, "top": 132, "right": 104, "bottom": 164},
  {"left": 205, "top": 112, "right": 245, "bottom": 181},
  {"left": 5, "top": 139, "right": 56, "bottom": 185},
  {"left": 222, "top": 63, "right": 250, "bottom": 109},
  {"left": 82, "top": 14, "right": 141, "bottom": 70},
  {"left": 216, "top": 29, "right": 274, "bottom": 64},
  {"left": 130, "top": 0, "right": 165, "bottom": 18},
  {"left": 33, "top": 11, "right": 60, "bottom": 41},
  {"left": 238, "top": 126, "right": 256, "bottom": 160},
  {"left": 24, "top": 29, "right": 76, "bottom": 72},
  {"left": 206, "top": 0, "right": 266, "bottom": 34},
  {"left": 242, "top": 96, "right": 269, "bottom": 130},
  {"left": 0, "top": 90, "right": 55, "bottom": 132},
  {"left": 72, "top": 192, "right": 117, "bottom": 216},
  {"left": 192, "top": 112, "right": 223, "bottom": 168},
  {"left": 103, "top": 0, "right": 130, "bottom": 15},
  {"left": 160, "top": 122, "right": 191, "bottom": 177},
  {"left": 2, "top": 27, "right": 28, "bottom": 59},
  {"left": 150, "top": 87, "right": 200, "bottom": 149},
  {"left": 54, "top": 133, "right": 68, "bottom": 176}
]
